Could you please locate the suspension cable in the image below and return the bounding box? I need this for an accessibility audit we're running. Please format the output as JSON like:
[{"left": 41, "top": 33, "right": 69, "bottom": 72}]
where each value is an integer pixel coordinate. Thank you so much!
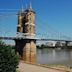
[{"left": 36, "top": 15, "right": 72, "bottom": 39}]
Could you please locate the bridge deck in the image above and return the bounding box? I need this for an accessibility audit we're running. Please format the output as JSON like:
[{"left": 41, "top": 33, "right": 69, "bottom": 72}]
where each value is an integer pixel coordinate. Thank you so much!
[{"left": 0, "top": 36, "right": 72, "bottom": 42}]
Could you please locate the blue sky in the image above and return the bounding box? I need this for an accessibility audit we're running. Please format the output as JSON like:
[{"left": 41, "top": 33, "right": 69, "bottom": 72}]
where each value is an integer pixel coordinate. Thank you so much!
[{"left": 0, "top": 0, "right": 72, "bottom": 44}]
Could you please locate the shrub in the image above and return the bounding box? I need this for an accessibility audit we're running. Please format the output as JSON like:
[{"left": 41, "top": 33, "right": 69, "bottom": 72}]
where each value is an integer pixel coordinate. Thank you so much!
[{"left": 0, "top": 41, "right": 19, "bottom": 72}]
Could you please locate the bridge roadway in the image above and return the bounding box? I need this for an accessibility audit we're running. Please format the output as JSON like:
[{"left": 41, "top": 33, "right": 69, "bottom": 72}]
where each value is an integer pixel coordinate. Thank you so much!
[{"left": 0, "top": 36, "right": 72, "bottom": 42}]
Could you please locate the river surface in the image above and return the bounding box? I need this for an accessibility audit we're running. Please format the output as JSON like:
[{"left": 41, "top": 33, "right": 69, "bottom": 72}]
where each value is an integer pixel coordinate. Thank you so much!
[{"left": 36, "top": 48, "right": 72, "bottom": 66}]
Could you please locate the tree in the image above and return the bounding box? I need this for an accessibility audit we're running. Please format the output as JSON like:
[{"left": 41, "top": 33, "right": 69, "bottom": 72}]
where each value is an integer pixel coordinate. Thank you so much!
[
  {"left": 55, "top": 41, "right": 61, "bottom": 47},
  {"left": 0, "top": 40, "right": 19, "bottom": 72}
]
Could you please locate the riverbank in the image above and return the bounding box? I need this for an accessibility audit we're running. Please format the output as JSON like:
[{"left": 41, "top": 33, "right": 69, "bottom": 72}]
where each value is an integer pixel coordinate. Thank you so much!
[{"left": 17, "top": 61, "right": 72, "bottom": 72}]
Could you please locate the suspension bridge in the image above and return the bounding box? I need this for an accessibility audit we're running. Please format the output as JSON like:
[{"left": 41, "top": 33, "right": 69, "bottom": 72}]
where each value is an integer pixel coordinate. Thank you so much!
[
  {"left": 0, "top": 13, "right": 72, "bottom": 42},
  {"left": 0, "top": 0, "right": 72, "bottom": 62},
  {"left": 0, "top": 11, "right": 72, "bottom": 42}
]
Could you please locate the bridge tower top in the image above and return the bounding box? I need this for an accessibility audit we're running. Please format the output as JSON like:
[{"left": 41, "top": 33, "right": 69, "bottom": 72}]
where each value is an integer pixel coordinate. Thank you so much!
[{"left": 17, "top": 2, "right": 36, "bottom": 36}]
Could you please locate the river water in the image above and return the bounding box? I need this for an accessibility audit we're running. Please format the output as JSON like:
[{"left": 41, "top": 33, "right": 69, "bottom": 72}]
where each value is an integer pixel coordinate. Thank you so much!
[{"left": 36, "top": 48, "right": 72, "bottom": 66}]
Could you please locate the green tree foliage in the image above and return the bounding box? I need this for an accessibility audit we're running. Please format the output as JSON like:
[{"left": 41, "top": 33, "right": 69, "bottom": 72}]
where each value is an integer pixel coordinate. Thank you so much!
[{"left": 0, "top": 40, "right": 19, "bottom": 72}]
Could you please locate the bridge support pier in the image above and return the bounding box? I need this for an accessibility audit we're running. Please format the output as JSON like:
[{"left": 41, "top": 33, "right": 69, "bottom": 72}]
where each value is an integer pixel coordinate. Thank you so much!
[{"left": 15, "top": 39, "right": 36, "bottom": 63}]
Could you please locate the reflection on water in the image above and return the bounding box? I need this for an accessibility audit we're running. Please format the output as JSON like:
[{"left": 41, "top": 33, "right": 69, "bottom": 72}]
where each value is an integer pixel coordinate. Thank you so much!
[{"left": 36, "top": 48, "right": 72, "bottom": 66}]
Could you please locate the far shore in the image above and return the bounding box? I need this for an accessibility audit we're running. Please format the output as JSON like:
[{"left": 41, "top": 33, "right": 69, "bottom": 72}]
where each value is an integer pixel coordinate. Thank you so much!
[{"left": 37, "top": 45, "right": 72, "bottom": 49}]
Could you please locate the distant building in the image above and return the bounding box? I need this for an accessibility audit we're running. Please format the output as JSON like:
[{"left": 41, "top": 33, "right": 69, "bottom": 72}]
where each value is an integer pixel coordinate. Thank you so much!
[
  {"left": 46, "top": 41, "right": 56, "bottom": 47},
  {"left": 68, "top": 42, "right": 72, "bottom": 46},
  {"left": 55, "top": 41, "right": 65, "bottom": 46}
]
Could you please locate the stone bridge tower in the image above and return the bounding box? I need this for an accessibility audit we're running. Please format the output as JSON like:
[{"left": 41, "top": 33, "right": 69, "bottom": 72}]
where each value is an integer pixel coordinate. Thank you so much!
[{"left": 15, "top": 3, "right": 36, "bottom": 63}]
